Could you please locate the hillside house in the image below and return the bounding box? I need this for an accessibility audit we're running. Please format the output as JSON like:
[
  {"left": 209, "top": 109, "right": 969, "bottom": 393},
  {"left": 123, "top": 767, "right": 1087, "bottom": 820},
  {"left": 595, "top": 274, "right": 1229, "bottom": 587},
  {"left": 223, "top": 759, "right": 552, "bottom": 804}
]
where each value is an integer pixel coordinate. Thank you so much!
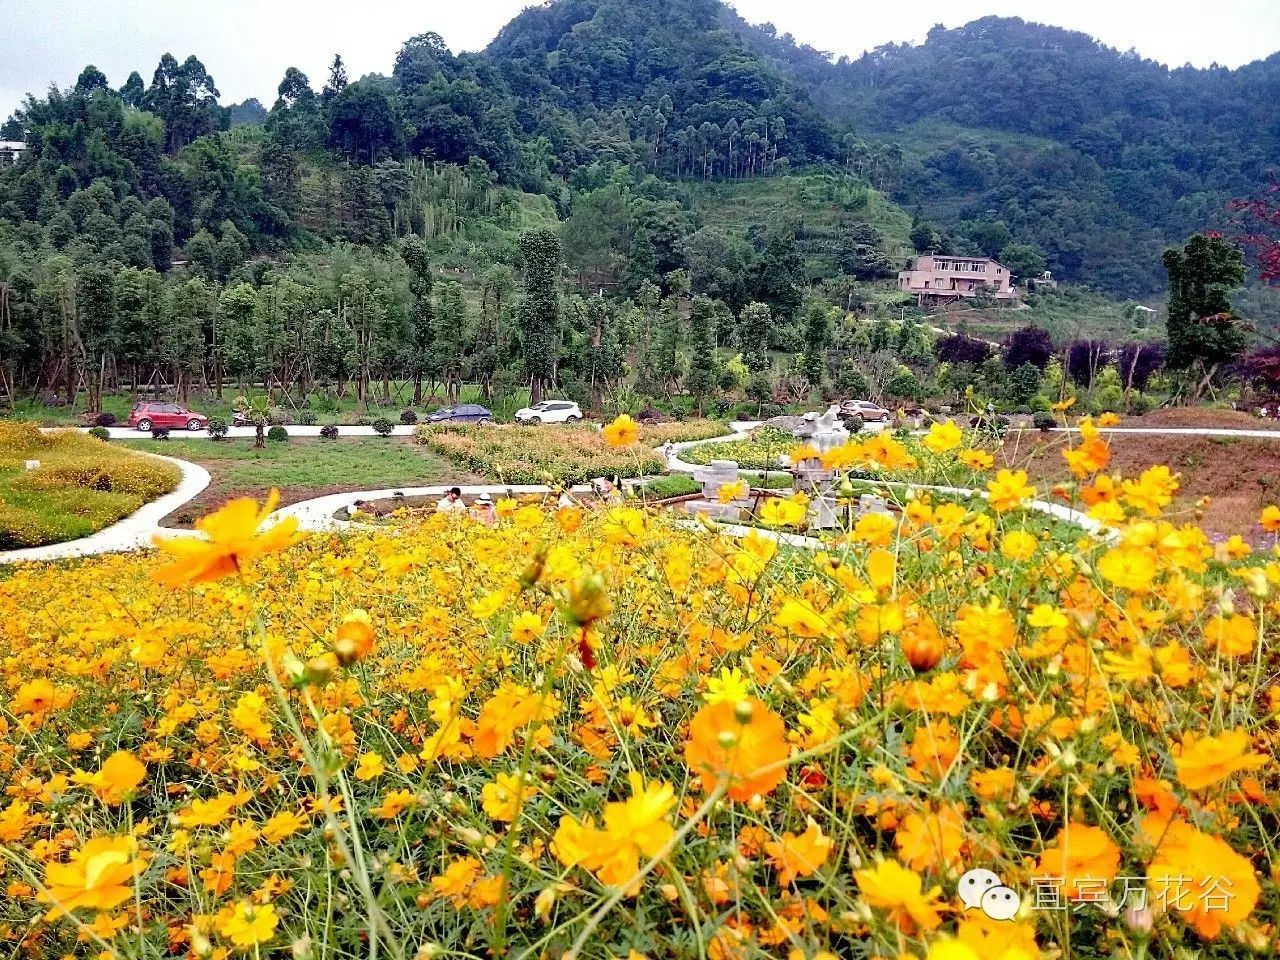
[
  {"left": 897, "top": 255, "right": 1018, "bottom": 304},
  {"left": 0, "top": 141, "right": 25, "bottom": 166}
]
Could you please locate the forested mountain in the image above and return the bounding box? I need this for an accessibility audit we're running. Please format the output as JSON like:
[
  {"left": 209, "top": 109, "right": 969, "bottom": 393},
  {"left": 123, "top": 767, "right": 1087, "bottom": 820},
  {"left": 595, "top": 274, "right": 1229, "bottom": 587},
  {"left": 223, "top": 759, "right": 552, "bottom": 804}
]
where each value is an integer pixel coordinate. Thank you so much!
[
  {"left": 763, "top": 16, "right": 1280, "bottom": 297},
  {"left": 0, "top": 0, "right": 1276, "bottom": 412}
]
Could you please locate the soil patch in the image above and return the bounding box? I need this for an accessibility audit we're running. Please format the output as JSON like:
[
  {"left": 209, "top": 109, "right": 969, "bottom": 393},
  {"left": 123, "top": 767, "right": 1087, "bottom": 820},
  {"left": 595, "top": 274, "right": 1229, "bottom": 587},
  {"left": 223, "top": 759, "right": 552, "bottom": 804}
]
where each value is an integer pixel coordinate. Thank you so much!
[{"left": 1004, "top": 431, "right": 1280, "bottom": 541}]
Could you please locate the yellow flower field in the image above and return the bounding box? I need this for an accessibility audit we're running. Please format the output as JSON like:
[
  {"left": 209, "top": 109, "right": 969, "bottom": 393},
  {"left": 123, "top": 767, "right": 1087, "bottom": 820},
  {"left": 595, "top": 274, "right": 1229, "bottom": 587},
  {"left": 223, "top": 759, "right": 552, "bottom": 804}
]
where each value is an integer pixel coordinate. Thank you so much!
[{"left": 1, "top": 420, "right": 1279, "bottom": 959}]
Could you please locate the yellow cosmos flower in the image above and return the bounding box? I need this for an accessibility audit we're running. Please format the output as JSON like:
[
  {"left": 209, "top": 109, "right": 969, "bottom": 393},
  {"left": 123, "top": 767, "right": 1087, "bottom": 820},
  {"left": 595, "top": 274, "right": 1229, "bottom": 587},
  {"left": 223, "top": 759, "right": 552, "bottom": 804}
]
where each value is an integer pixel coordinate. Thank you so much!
[
  {"left": 854, "top": 858, "right": 943, "bottom": 932},
  {"left": 217, "top": 900, "right": 279, "bottom": 948},
  {"left": 153, "top": 489, "right": 304, "bottom": 586},
  {"left": 602, "top": 414, "right": 639, "bottom": 448},
  {"left": 986, "top": 469, "right": 1036, "bottom": 512},
  {"left": 1174, "top": 729, "right": 1267, "bottom": 791},
  {"left": 923, "top": 420, "right": 963, "bottom": 455},
  {"left": 38, "top": 836, "right": 146, "bottom": 919}
]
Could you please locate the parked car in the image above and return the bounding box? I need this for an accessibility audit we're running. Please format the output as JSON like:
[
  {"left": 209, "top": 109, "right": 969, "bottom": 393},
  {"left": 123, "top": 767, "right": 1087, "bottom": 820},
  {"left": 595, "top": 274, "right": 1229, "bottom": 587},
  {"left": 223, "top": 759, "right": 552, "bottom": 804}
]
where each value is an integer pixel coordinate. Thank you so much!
[
  {"left": 424, "top": 404, "right": 494, "bottom": 424},
  {"left": 514, "top": 400, "right": 583, "bottom": 424},
  {"left": 839, "top": 399, "right": 891, "bottom": 422},
  {"left": 128, "top": 401, "right": 209, "bottom": 432}
]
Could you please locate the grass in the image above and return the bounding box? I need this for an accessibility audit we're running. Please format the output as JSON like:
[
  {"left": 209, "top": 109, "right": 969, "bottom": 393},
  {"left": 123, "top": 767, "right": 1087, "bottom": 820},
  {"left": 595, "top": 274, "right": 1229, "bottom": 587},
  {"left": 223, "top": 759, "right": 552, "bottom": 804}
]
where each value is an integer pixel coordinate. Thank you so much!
[
  {"left": 0, "top": 422, "right": 180, "bottom": 548},
  {"left": 121, "top": 437, "right": 468, "bottom": 491}
]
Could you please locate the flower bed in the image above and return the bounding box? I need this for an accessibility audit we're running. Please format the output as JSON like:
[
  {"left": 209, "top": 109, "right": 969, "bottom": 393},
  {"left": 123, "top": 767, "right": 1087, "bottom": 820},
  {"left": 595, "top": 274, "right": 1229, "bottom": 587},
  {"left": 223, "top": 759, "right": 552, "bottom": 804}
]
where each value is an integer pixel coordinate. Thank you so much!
[
  {"left": 0, "top": 421, "right": 181, "bottom": 547},
  {"left": 4, "top": 427, "right": 1280, "bottom": 959},
  {"left": 416, "top": 422, "right": 664, "bottom": 483}
]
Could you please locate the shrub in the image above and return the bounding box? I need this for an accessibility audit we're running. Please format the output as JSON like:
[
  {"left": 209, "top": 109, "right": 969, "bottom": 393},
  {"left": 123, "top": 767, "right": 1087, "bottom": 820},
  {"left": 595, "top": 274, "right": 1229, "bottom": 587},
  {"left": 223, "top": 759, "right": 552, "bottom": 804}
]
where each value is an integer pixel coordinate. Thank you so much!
[
  {"left": 1033, "top": 412, "right": 1058, "bottom": 431},
  {"left": 320, "top": 424, "right": 340, "bottom": 440},
  {"left": 267, "top": 407, "right": 289, "bottom": 426},
  {"left": 298, "top": 410, "right": 318, "bottom": 426},
  {"left": 400, "top": 409, "right": 419, "bottom": 425},
  {"left": 372, "top": 418, "right": 395, "bottom": 436},
  {"left": 87, "top": 426, "right": 110, "bottom": 441},
  {"left": 840, "top": 413, "right": 865, "bottom": 434},
  {"left": 150, "top": 427, "right": 170, "bottom": 440},
  {"left": 1128, "top": 391, "right": 1155, "bottom": 415},
  {"left": 207, "top": 418, "right": 229, "bottom": 440},
  {"left": 94, "top": 412, "right": 117, "bottom": 427},
  {"left": 267, "top": 425, "right": 289, "bottom": 443}
]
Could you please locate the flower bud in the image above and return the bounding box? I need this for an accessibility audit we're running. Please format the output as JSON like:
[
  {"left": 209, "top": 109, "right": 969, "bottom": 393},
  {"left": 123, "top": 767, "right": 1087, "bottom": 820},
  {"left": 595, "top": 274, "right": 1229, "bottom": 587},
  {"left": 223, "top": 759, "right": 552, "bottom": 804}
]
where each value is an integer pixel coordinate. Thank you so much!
[{"left": 733, "top": 700, "right": 754, "bottom": 724}]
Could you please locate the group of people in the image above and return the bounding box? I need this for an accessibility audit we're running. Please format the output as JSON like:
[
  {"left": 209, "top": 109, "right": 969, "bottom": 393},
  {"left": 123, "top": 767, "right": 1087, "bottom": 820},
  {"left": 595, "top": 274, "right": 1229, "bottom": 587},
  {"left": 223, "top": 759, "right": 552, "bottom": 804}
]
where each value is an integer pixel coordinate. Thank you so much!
[
  {"left": 435, "top": 475, "right": 624, "bottom": 522},
  {"left": 435, "top": 487, "right": 497, "bottom": 524}
]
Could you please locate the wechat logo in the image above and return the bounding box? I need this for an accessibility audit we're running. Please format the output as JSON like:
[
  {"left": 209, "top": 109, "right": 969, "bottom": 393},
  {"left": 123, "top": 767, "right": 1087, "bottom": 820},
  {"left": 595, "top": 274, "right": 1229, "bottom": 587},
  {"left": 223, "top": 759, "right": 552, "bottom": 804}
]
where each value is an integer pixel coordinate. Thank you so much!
[{"left": 959, "top": 868, "right": 1021, "bottom": 921}]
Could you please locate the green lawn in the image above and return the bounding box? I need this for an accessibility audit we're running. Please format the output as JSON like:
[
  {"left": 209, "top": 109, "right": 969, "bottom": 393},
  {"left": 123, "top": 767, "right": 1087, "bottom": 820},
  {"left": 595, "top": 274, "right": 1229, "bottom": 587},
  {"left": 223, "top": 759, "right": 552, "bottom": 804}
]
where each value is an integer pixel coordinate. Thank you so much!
[{"left": 121, "top": 436, "right": 483, "bottom": 526}]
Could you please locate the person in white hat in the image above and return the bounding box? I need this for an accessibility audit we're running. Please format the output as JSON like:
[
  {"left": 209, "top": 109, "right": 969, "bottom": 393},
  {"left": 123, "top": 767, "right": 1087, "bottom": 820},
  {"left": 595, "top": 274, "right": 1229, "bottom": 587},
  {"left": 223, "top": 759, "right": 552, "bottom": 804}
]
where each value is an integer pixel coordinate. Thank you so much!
[{"left": 471, "top": 492, "right": 497, "bottom": 525}]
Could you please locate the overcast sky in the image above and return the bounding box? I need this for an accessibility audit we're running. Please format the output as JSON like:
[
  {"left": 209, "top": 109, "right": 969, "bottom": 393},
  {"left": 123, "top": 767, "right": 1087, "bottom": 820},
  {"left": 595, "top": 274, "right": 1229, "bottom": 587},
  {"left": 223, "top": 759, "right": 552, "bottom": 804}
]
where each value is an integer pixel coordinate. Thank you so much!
[{"left": 4, "top": 0, "right": 1278, "bottom": 119}]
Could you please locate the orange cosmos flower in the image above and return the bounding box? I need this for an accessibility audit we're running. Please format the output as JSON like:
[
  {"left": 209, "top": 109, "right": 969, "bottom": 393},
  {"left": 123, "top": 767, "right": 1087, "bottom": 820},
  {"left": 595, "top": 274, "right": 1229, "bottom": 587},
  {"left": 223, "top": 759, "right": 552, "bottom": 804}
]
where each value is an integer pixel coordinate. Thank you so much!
[
  {"left": 1260, "top": 505, "right": 1280, "bottom": 532},
  {"left": 71, "top": 751, "right": 146, "bottom": 806},
  {"left": 765, "top": 819, "right": 832, "bottom": 884},
  {"left": 153, "top": 489, "right": 304, "bottom": 586},
  {"left": 601, "top": 414, "right": 639, "bottom": 448},
  {"left": 685, "top": 697, "right": 789, "bottom": 801},
  {"left": 1034, "top": 824, "right": 1120, "bottom": 899},
  {"left": 38, "top": 836, "right": 146, "bottom": 919},
  {"left": 1147, "top": 820, "right": 1260, "bottom": 939},
  {"left": 1174, "top": 729, "right": 1267, "bottom": 791}
]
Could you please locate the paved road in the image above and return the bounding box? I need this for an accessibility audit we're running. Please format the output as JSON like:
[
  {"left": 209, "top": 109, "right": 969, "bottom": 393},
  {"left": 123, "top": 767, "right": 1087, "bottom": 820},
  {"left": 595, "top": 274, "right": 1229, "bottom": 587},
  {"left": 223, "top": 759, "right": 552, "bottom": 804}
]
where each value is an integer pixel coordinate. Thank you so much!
[{"left": 92, "top": 424, "right": 419, "bottom": 440}]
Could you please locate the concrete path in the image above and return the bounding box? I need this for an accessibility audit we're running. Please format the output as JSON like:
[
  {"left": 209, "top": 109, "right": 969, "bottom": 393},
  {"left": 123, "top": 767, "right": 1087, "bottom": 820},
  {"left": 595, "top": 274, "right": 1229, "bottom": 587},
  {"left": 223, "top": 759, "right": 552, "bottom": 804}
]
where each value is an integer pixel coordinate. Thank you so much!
[
  {"left": 4, "top": 418, "right": 1127, "bottom": 566},
  {"left": 0, "top": 451, "right": 211, "bottom": 564}
]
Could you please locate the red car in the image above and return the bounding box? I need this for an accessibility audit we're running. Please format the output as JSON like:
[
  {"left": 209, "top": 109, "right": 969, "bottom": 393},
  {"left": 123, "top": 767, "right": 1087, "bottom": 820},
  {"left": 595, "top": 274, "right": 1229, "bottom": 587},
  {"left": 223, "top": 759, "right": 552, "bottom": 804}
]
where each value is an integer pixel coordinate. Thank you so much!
[{"left": 128, "top": 401, "right": 209, "bottom": 431}]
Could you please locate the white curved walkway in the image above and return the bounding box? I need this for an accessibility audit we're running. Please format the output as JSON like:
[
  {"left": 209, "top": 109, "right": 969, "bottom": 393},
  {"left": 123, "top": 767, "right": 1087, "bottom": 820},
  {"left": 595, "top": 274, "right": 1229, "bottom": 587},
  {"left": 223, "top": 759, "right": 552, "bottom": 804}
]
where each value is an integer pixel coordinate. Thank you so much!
[{"left": 5, "top": 419, "right": 1138, "bottom": 566}]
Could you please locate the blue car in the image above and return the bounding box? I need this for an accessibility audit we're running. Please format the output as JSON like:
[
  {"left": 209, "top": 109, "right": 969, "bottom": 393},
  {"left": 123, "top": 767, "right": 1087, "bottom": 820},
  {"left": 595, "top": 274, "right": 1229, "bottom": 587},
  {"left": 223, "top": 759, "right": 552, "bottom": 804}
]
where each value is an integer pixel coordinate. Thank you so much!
[{"left": 425, "top": 404, "right": 494, "bottom": 424}]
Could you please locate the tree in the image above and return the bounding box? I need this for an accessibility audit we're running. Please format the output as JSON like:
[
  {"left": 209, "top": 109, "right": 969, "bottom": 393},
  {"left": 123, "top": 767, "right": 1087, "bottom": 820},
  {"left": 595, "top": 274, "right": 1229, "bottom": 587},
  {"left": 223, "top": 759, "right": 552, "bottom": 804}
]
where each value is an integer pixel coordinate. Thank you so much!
[
  {"left": 749, "top": 230, "right": 804, "bottom": 321},
  {"left": 322, "top": 55, "right": 349, "bottom": 103},
  {"left": 76, "top": 264, "right": 117, "bottom": 412},
  {"left": 999, "top": 242, "right": 1047, "bottom": 282},
  {"left": 910, "top": 219, "right": 943, "bottom": 254},
  {"left": 1163, "top": 234, "right": 1247, "bottom": 401},
  {"left": 327, "top": 80, "right": 402, "bottom": 163},
  {"left": 1003, "top": 326, "right": 1054, "bottom": 371},
  {"left": 401, "top": 236, "right": 434, "bottom": 402},
  {"left": 801, "top": 301, "right": 831, "bottom": 388},
  {"left": 1066, "top": 340, "right": 1108, "bottom": 388},
  {"left": 936, "top": 333, "right": 991, "bottom": 366},
  {"left": 1008, "top": 362, "right": 1042, "bottom": 406},
  {"left": 1115, "top": 341, "right": 1164, "bottom": 393},
  {"left": 119, "top": 71, "right": 145, "bottom": 107},
  {"left": 433, "top": 280, "right": 468, "bottom": 404},
  {"left": 517, "top": 229, "right": 562, "bottom": 404},
  {"left": 740, "top": 302, "right": 772, "bottom": 374},
  {"left": 684, "top": 295, "right": 718, "bottom": 413}
]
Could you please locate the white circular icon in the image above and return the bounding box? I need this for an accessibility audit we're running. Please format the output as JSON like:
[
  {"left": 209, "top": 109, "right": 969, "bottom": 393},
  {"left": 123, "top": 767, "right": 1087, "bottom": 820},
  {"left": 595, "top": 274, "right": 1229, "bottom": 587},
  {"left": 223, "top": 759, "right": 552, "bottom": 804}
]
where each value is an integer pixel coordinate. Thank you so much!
[
  {"left": 958, "top": 868, "right": 1003, "bottom": 910},
  {"left": 981, "top": 885, "right": 1022, "bottom": 921}
]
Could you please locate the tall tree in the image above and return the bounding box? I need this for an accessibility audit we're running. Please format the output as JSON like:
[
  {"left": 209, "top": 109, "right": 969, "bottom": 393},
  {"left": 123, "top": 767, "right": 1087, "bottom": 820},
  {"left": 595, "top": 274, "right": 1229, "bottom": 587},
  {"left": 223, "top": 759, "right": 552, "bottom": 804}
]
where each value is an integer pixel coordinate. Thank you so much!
[
  {"left": 1163, "top": 234, "right": 1247, "bottom": 401},
  {"left": 400, "top": 236, "right": 434, "bottom": 402},
  {"left": 801, "top": 301, "right": 832, "bottom": 389},
  {"left": 684, "top": 295, "right": 718, "bottom": 414},
  {"left": 516, "top": 229, "right": 562, "bottom": 404},
  {"left": 740, "top": 302, "right": 772, "bottom": 374}
]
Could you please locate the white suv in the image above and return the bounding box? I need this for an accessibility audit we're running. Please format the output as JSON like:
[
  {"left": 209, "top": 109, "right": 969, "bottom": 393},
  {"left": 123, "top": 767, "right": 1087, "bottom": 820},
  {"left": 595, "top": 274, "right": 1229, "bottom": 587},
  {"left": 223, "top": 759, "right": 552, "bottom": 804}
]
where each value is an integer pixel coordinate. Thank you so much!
[{"left": 514, "top": 400, "right": 583, "bottom": 424}]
